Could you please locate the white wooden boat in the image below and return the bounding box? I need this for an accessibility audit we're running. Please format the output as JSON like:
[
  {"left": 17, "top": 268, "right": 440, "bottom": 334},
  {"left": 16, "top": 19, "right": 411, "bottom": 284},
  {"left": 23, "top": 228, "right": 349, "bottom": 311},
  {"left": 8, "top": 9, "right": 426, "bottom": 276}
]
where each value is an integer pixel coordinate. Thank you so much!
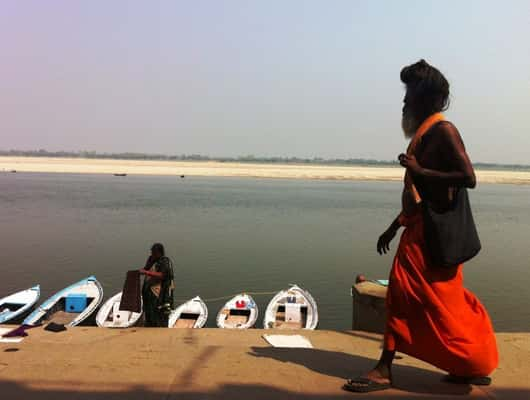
[
  {"left": 23, "top": 276, "right": 103, "bottom": 327},
  {"left": 168, "top": 296, "right": 208, "bottom": 328},
  {"left": 0, "top": 285, "right": 40, "bottom": 324},
  {"left": 216, "top": 293, "right": 258, "bottom": 329},
  {"left": 263, "top": 284, "right": 318, "bottom": 330},
  {"left": 95, "top": 291, "right": 143, "bottom": 328}
]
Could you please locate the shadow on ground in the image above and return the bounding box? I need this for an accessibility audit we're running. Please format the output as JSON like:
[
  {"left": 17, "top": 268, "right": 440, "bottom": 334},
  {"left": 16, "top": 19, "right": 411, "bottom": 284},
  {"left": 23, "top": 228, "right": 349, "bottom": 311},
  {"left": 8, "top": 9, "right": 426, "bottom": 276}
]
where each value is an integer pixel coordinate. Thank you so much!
[
  {"left": 2, "top": 342, "right": 528, "bottom": 399},
  {"left": 249, "top": 346, "right": 475, "bottom": 396},
  {"left": 0, "top": 380, "right": 529, "bottom": 400}
]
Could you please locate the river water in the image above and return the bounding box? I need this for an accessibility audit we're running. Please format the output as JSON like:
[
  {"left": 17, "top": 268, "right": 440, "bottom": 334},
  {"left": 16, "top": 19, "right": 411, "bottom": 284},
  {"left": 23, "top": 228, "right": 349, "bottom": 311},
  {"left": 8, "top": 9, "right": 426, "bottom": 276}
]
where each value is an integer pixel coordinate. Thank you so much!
[{"left": 1, "top": 172, "right": 529, "bottom": 331}]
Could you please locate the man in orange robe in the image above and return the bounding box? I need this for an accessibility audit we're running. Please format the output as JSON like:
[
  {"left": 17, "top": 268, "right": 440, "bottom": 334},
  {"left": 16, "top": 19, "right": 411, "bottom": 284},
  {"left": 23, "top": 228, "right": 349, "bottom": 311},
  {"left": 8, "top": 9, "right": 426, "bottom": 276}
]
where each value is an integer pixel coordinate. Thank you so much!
[{"left": 344, "top": 60, "right": 498, "bottom": 393}]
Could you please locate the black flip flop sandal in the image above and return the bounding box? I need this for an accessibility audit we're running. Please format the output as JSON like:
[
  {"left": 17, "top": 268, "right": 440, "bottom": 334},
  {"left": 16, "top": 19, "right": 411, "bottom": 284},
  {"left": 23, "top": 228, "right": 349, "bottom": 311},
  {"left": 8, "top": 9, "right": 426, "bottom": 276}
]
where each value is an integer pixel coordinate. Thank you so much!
[
  {"left": 443, "top": 375, "right": 492, "bottom": 386},
  {"left": 342, "top": 377, "right": 392, "bottom": 393}
]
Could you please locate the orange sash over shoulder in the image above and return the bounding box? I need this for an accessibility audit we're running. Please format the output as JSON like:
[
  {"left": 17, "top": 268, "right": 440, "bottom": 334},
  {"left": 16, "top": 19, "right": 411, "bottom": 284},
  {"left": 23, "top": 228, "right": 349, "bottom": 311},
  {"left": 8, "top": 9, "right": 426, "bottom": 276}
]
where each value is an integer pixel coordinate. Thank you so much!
[
  {"left": 399, "top": 113, "right": 445, "bottom": 225},
  {"left": 404, "top": 112, "right": 445, "bottom": 204}
]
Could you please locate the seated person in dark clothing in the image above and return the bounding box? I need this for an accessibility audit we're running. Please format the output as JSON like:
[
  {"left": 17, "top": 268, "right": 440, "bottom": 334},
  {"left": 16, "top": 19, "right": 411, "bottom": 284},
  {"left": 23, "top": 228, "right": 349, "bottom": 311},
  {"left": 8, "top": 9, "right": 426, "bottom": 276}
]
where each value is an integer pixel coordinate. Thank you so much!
[{"left": 139, "top": 243, "right": 175, "bottom": 327}]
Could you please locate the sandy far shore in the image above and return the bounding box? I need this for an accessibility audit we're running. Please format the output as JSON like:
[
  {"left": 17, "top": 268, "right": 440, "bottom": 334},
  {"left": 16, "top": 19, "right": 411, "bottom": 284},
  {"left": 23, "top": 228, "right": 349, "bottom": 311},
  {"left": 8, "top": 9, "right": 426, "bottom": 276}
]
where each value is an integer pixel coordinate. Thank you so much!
[{"left": 1, "top": 156, "right": 530, "bottom": 185}]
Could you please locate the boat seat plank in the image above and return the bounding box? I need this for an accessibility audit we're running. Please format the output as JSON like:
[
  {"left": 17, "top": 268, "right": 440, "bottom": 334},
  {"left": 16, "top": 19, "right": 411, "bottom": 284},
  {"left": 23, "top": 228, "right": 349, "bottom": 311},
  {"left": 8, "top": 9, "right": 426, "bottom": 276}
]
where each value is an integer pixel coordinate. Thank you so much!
[
  {"left": 174, "top": 318, "right": 197, "bottom": 328},
  {"left": 275, "top": 321, "right": 303, "bottom": 329},
  {"left": 224, "top": 315, "right": 249, "bottom": 327},
  {"left": 48, "top": 311, "right": 80, "bottom": 325}
]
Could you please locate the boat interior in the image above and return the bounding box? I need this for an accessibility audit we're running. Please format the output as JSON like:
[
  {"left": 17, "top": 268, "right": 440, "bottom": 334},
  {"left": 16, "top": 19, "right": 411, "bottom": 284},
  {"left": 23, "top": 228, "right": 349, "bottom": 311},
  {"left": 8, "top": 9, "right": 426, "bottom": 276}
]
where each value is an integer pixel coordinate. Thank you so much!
[
  {"left": 104, "top": 302, "right": 133, "bottom": 324},
  {"left": 174, "top": 312, "right": 200, "bottom": 328},
  {"left": 223, "top": 308, "right": 251, "bottom": 328},
  {"left": 0, "top": 303, "right": 25, "bottom": 313},
  {"left": 39, "top": 297, "right": 94, "bottom": 325},
  {"left": 274, "top": 304, "right": 308, "bottom": 329}
]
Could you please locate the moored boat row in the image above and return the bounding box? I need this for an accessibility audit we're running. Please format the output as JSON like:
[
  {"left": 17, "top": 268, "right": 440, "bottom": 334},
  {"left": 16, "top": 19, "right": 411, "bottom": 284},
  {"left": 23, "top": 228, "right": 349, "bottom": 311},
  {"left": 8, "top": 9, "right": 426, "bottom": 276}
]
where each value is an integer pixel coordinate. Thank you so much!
[{"left": 1, "top": 278, "right": 318, "bottom": 330}]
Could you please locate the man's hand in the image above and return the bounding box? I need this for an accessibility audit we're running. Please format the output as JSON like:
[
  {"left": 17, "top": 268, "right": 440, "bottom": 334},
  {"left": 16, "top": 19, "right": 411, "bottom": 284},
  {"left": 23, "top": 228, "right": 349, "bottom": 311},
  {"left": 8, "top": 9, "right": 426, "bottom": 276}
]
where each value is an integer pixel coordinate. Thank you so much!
[
  {"left": 377, "top": 227, "right": 397, "bottom": 255},
  {"left": 398, "top": 153, "right": 422, "bottom": 175},
  {"left": 139, "top": 268, "right": 147, "bottom": 275}
]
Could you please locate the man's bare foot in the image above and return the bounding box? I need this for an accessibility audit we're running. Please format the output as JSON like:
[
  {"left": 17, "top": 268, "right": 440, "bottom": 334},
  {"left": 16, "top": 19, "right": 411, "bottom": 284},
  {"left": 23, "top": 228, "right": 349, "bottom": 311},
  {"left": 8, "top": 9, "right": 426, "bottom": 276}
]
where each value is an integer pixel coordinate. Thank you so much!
[
  {"left": 358, "top": 367, "right": 391, "bottom": 384},
  {"left": 343, "top": 366, "right": 392, "bottom": 392}
]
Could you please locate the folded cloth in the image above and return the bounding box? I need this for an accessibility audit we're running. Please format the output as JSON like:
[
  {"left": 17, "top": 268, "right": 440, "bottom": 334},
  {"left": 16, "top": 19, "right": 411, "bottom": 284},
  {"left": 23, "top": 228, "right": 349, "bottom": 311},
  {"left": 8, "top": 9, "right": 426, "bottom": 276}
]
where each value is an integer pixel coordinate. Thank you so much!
[
  {"left": 1, "top": 324, "right": 40, "bottom": 338},
  {"left": 120, "top": 270, "right": 142, "bottom": 313},
  {"left": 44, "top": 322, "right": 67, "bottom": 333},
  {"left": 0, "top": 328, "right": 24, "bottom": 343}
]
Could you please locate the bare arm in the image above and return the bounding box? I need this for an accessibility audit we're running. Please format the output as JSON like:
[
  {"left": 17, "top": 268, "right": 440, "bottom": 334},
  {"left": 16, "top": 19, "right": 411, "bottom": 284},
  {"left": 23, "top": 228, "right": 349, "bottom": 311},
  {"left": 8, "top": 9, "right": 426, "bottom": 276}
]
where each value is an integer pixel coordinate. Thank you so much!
[
  {"left": 377, "top": 214, "right": 403, "bottom": 255},
  {"left": 390, "top": 214, "right": 402, "bottom": 231},
  {"left": 140, "top": 256, "right": 165, "bottom": 278},
  {"left": 140, "top": 269, "right": 164, "bottom": 278}
]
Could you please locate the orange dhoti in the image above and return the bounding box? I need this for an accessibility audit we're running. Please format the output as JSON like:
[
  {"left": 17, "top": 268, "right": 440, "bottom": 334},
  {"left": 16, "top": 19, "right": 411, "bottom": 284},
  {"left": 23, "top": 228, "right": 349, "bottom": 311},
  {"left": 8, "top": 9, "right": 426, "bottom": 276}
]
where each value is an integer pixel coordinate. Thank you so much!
[{"left": 384, "top": 214, "right": 499, "bottom": 377}]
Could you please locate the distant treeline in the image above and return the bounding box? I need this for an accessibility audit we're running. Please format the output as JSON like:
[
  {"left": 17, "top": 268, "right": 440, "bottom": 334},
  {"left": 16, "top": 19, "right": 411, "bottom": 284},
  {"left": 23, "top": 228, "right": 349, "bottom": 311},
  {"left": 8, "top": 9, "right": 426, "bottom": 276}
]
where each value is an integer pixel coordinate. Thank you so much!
[
  {"left": 0, "top": 149, "right": 399, "bottom": 166},
  {"left": 1, "top": 149, "right": 529, "bottom": 170}
]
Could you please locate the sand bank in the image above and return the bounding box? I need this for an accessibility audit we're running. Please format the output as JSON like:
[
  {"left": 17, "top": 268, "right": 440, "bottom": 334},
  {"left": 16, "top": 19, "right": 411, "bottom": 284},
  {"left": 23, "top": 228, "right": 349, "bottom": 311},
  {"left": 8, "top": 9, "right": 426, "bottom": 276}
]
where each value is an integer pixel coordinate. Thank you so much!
[
  {"left": 0, "top": 326, "right": 528, "bottom": 399},
  {"left": 1, "top": 156, "right": 530, "bottom": 185}
]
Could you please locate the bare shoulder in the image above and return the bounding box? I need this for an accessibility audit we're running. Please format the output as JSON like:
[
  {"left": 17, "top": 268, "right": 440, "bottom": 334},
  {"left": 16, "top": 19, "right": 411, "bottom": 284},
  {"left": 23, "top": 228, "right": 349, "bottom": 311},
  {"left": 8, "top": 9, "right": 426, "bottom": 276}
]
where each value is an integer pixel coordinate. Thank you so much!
[{"left": 432, "top": 121, "right": 465, "bottom": 149}]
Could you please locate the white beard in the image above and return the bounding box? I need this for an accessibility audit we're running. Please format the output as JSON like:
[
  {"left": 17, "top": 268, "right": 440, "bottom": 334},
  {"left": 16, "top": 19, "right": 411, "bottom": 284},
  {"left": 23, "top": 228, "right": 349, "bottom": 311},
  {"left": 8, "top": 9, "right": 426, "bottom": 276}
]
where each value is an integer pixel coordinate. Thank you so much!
[{"left": 401, "top": 113, "right": 420, "bottom": 138}]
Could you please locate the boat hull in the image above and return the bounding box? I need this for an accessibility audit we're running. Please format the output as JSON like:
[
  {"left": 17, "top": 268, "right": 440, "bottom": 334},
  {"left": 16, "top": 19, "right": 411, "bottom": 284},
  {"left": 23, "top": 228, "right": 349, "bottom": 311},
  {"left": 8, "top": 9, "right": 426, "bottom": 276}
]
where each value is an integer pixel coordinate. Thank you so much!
[
  {"left": 216, "top": 294, "right": 258, "bottom": 329},
  {"left": 263, "top": 285, "right": 318, "bottom": 330},
  {"left": 0, "top": 285, "right": 40, "bottom": 324},
  {"left": 168, "top": 296, "right": 208, "bottom": 328},
  {"left": 23, "top": 276, "right": 103, "bottom": 327},
  {"left": 96, "top": 292, "right": 143, "bottom": 328}
]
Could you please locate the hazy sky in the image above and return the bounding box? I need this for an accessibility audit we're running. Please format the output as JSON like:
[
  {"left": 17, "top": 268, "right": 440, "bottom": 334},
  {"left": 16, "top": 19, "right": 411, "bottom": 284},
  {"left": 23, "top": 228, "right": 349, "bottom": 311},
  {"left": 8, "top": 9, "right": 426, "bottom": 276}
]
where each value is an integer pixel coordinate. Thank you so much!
[{"left": 1, "top": 1, "right": 529, "bottom": 163}]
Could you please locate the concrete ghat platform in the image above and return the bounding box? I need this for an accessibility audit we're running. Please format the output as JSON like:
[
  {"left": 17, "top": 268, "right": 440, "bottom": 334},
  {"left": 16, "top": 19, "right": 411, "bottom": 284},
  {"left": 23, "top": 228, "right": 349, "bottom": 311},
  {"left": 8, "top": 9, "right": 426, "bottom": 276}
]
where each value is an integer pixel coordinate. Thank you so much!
[{"left": 0, "top": 327, "right": 529, "bottom": 399}]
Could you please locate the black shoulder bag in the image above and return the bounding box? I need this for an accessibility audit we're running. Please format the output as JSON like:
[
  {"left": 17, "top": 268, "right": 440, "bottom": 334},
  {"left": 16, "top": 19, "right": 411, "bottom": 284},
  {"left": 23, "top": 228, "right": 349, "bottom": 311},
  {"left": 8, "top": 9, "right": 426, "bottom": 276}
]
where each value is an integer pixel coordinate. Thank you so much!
[{"left": 422, "top": 187, "right": 481, "bottom": 268}]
